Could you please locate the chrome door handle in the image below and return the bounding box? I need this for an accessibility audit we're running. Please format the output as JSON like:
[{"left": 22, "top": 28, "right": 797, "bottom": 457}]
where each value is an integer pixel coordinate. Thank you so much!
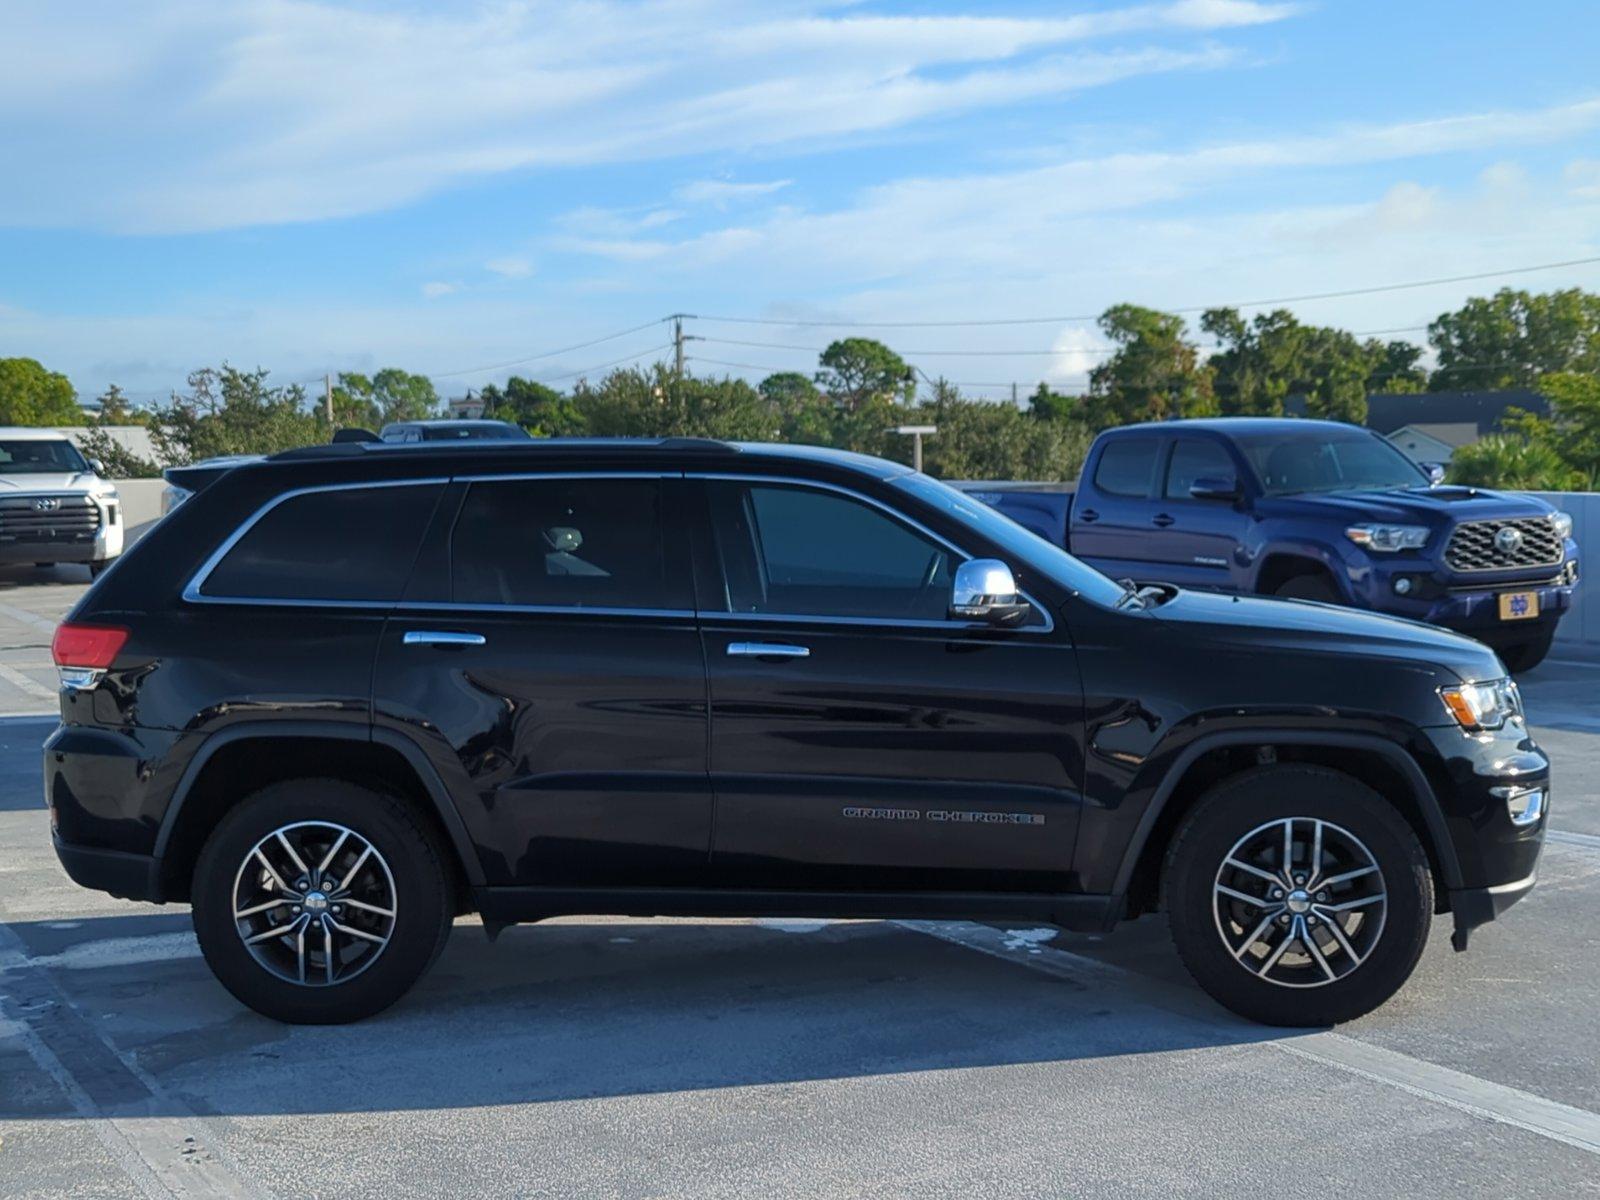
[
  {"left": 403, "top": 630, "right": 486, "bottom": 647},
  {"left": 726, "top": 642, "right": 810, "bottom": 659}
]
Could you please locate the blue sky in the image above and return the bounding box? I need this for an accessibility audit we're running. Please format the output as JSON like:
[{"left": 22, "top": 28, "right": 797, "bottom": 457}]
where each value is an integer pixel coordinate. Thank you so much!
[{"left": 2, "top": 0, "right": 1598, "bottom": 403}]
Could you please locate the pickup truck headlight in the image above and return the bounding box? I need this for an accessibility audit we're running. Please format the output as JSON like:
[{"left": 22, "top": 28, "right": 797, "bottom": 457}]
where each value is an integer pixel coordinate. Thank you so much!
[
  {"left": 1552, "top": 511, "right": 1574, "bottom": 540},
  {"left": 1439, "top": 677, "right": 1521, "bottom": 732},
  {"left": 1345, "top": 523, "right": 1429, "bottom": 552}
]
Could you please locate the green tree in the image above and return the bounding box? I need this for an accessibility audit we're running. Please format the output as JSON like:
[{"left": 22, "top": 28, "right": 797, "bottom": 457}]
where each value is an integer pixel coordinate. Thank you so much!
[
  {"left": 1027, "top": 383, "right": 1082, "bottom": 422},
  {"left": 1428, "top": 287, "right": 1600, "bottom": 391},
  {"left": 815, "top": 338, "right": 910, "bottom": 412},
  {"left": 1447, "top": 435, "right": 1579, "bottom": 491},
  {"left": 912, "top": 391, "right": 1089, "bottom": 481},
  {"left": 333, "top": 368, "right": 439, "bottom": 427},
  {"left": 1086, "top": 305, "right": 1215, "bottom": 428},
  {"left": 76, "top": 385, "right": 163, "bottom": 477},
  {"left": 575, "top": 364, "right": 775, "bottom": 441},
  {"left": 478, "top": 377, "right": 583, "bottom": 436},
  {"left": 1201, "top": 308, "right": 1302, "bottom": 416},
  {"left": 1298, "top": 326, "right": 1372, "bottom": 425},
  {"left": 0, "top": 358, "right": 82, "bottom": 426},
  {"left": 758, "top": 371, "right": 833, "bottom": 445},
  {"left": 149, "top": 365, "right": 325, "bottom": 464}
]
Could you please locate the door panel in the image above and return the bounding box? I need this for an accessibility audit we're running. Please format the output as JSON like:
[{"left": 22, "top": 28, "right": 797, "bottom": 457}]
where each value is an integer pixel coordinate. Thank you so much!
[
  {"left": 1070, "top": 436, "right": 1162, "bottom": 577},
  {"left": 693, "top": 477, "right": 1085, "bottom": 893},
  {"left": 1139, "top": 437, "right": 1249, "bottom": 589},
  {"left": 371, "top": 474, "right": 712, "bottom": 888}
]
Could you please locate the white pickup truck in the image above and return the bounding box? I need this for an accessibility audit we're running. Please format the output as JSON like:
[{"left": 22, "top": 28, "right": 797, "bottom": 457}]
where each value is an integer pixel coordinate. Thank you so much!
[{"left": 0, "top": 428, "right": 123, "bottom": 577}]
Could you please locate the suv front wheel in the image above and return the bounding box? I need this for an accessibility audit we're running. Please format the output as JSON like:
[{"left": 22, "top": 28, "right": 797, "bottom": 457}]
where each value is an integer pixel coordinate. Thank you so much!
[
  {"left": 1164, "top": 765, "right": 1433, "bottom": 1026},
  {"left": 191, "top": 779, "right": 453, "bottom": 1023}
]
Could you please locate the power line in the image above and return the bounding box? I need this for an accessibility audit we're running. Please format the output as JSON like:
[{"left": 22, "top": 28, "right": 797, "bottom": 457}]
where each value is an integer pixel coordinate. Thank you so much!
[
  {"left": 690, "top": 254, "right": 1600, "bottom": 329},
  {"left": 428, "top": 317, "right": 673, "bottom": 380},
  {"left": 541, "top": 342, "right": 675, "bottom": 383}
]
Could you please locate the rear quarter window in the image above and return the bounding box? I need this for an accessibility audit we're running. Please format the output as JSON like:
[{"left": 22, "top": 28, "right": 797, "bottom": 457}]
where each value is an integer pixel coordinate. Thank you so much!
[
  {"left": 197, "top": 483, "right": 443, "bottom": 602},
  {"left": 1092, "top": 438, "right": 1158, "bottom": 498}
]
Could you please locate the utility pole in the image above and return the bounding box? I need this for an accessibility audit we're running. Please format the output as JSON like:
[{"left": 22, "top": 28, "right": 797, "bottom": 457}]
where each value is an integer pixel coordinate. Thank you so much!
[
  {"left": 323, "top": 374, "right": 334, "bottom": 425},
  {"left": 669, "top": 313, "right": 700, "bottom": 378},
  {"left": 1011, "top": 381, "right": 1018, "bottom": 406}
]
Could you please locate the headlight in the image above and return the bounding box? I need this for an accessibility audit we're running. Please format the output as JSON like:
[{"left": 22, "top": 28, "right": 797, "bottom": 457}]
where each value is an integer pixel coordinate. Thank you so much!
[
  {"left": 1552, "top": 511, "right": 1573, "bottom": 540},
  {"left": 1439, "top": 677, "right": 1522, "bottom": 732},
  {"left": 1345, "top": 523, "right": 1429, "bottom": 552}
]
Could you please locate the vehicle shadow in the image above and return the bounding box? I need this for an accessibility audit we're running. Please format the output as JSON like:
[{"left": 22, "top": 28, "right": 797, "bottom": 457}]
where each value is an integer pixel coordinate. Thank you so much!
[
  {"left": 2, "top": 909, "right": 1284, "bottom": 1120},
  {"left": 0, "top": 717, "right": 56, "bottom": 810}
]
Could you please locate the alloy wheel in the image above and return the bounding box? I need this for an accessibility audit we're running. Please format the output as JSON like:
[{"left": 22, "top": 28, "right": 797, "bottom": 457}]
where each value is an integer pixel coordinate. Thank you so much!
[
  {"left": 1211, "top": 816, "right": 1387, "bottom": 988},
  {"left": 230, "top": 821, "right": 398, "bottom": 987}
]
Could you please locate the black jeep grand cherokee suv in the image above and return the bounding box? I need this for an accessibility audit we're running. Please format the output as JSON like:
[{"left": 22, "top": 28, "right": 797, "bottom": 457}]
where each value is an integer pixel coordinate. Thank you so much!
[{"left": 47, "top": 438, "right": 1548, "bottom": 1026}]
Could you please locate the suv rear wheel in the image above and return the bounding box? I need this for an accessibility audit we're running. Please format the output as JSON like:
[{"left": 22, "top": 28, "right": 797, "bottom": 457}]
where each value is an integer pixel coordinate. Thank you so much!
[
  {"left": 1164, "top": 765, "right": 1432, "bottom": 1026},
  {"left": 191, "top": 779, "right": 453, "bottom": 1024}
]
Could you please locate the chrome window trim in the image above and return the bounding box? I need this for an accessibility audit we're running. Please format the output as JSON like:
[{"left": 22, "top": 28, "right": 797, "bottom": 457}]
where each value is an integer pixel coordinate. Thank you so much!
[
  {"left": 182, "top": 478, "right": 451, "bottom": 606},
  {"left": 182, "top": 468, "right": 1055, "bottom": 632},
  {"left": 689, "top": 472, "right": 1055, "bottom": 634}
]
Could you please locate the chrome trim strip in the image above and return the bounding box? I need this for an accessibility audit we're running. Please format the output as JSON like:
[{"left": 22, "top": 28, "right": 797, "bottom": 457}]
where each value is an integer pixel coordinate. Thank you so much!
[
  {"left": 402, "top": 630, "right": 487, "bottom": 647},
  {"left": 394, "top": 601, "right": 696, "bottom": 619},
  {"left": 727, "top": 642, "right": 810, "bottom": 658},
  {"left": 183, "top": 477, "right": 451, "bottom": 606}
]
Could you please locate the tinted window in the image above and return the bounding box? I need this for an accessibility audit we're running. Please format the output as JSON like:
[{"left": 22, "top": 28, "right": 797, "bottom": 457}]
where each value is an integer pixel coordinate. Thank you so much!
[
  {"left": 0, "top": 439, "right": 89, "bottom": 474},
  {"left": 202, "top": 483, "right": 442, "bottom": 601},
  {"left": 1164, "top": 439, "right": 1236, "bottom": 499},
  {"left": 1093, "top": 439, "right": 1158, "bottom": 497},
  {"left": 1236, "top": 431, "right": 1426, "bottom": 496},
  {"left": 706, "top": 481, "right": 953, "bottom": 620},
  {"left": 451, "top": 477, "right": 688, "bottom": 609}
]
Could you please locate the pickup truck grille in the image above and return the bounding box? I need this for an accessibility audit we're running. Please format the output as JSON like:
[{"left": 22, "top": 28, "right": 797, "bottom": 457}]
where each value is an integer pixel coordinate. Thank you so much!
[
  {"left": 1444, "top": 516, "right": 1564, "bottom": 572},
  {"left": 0, "top": 495, "right": 101, "bottom": 545}
]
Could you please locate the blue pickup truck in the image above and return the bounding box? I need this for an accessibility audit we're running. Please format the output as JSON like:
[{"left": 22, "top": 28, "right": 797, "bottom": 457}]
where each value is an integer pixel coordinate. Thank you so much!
[{"left": 965, "top": 418, "right": 1579, "bottom": 672}]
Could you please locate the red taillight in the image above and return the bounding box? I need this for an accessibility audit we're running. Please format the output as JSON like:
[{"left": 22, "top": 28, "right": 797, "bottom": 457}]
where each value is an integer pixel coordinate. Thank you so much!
[{"left": 51, "top": 623, "right": 129, "bottom": 669}]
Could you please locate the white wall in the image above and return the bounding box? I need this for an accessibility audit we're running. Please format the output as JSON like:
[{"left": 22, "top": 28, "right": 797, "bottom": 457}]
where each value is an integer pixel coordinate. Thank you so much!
[{"left": 1531, "top": 492, "right": 1599, "bottom": 658}]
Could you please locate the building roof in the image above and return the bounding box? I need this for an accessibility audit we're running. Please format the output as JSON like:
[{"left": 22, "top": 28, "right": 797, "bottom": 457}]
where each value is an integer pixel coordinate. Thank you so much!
[{"left": 1283, "top": 389, "right": 1547, "bottom": 435}]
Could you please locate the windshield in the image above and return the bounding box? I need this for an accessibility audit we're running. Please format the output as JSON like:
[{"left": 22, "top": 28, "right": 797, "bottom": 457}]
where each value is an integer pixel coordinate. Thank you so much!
[
  {"left": 892, "top": 474, "right": 1128, "bottom": 609},
  {"left": 0, "top": 439, "right": 90, "bottom": 475},
  {"left": 420, "top": 423, "right": 529, "bottom": 441},
  {"left": 1236, "top": 431, "right": 1427, "bottom": 496}
]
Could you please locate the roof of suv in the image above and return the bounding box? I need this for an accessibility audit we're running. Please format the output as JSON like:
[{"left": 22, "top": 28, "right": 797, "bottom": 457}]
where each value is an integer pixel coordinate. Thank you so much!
[
  {"left": 266, "top": 437, "right": 914, "bottom": 479},
  {"left": 1098, "top": 417, "right": 1370, "bottom": 439}
]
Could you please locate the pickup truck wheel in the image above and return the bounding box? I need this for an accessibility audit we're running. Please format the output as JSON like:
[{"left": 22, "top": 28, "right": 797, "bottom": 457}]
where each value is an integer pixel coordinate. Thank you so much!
[
  {"left": 1273, "top": 573, "right": 1339, "bottom": 604},
  {"left": 1497, "top": 629, "right": 1554, "bottom": 674},
  {"left": 1165, "top": 766, "right": 1432, "bottom": 1026},
  {"left": 191, "top": 779, "right": 453, "bottom": 1024}
]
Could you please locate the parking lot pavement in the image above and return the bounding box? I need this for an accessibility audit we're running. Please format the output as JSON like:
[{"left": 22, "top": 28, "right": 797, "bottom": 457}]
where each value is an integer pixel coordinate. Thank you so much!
[{"left": 2, "top": 580, "right": 1599, "bottom": 1197}]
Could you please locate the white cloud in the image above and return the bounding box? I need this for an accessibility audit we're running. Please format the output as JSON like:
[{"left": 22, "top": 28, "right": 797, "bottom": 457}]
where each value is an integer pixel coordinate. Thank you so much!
[
  {"left": 420, "top": 281, "right": 460, "bottom": 298},
  {"left": 484, "top": 257, "right": 534, "bottom": 279},
  {"left": 674, "top": 179, "right": 793, "bottom": 207},
  {"left": 0, "top": 0, "right": 1294, "bottom": 232}
]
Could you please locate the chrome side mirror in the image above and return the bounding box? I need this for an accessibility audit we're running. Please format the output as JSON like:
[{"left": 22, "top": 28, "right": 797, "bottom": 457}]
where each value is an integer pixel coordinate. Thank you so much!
[
  {"left": 950, "top": 558, "right": 1031, "bottom": 626},
  {"left": 1422, "top": 461, "right": 1447, "bottom": 486}
]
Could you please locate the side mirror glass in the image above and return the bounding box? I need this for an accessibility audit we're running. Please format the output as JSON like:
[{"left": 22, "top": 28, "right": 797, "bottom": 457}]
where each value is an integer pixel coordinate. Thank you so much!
[
  {"left": 88, "top": 458, "right": 106, "bottom": 476},
  {"left": 950, "top": 558, "right": 1031, "bottom": 626},
  {"left": 1422, "top": 461, "right": 1447, "bottom": 486},
  {"left": 1188, "top": 475, "right": 1239, "bottom": 501}
]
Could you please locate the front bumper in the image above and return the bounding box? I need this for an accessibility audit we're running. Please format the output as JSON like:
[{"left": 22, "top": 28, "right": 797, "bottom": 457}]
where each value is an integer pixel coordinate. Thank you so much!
[
  {"left": 1421, "top": 720, "right": 1548, "bottom": 947},
  {"left": 1348, "top": 551, "right": 1578, "bottom": 637},
  {"left": 0, "top": 493, "right": 123, "bottom": 564}
]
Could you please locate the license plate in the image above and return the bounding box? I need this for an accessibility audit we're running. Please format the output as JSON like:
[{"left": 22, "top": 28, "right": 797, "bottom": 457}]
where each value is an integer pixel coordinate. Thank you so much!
[{"left": 1498, "top": 591, "right": 1539, "bottom": 621}]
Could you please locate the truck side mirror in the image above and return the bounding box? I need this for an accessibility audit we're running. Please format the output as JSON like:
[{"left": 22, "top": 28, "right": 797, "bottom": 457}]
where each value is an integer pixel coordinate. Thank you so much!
[
  {"left": 1188, "top": 475, "right": 1240, "bottom": 501},
  {"left": 88, "top": 458, "right": 106, "bottom": 476},
  {"left": 1421, "top": 462, "right": 1447, "bottom": 486},
  {"left": 950, "top": 559, "right": 1031, "bottom": 626}
]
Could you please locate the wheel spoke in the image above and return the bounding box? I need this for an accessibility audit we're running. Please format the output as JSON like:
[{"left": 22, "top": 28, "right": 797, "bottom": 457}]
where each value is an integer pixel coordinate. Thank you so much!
[
  {"left": 316, "top": 829, "right": 350, "bottom": 877},
  {"left": 328, "top": 918, "right": 386, "bottom": 945},
  {"left": 295, "top": 919, "right": 308, "bottom": 984},
  {"left": 1216, "top": 884, "right": 1274, "bottom": 908},
  {"left": 1321, "top": 912, "right": 1363, "bottom": 964},
  {"left": 1255, "top": 921, "right": 1296, "bottom": 977},
  {"left": 341, "top": 898, "right": 395, "bottom": 918},
  {"left": 1281, "top": 819, "right": 1294, "bottom": 875},
  {"left": 1319, "top": 894, "right": 1384, "bottom": 913},
  {"left": 1233, "top": 912, "right": 1280, "bottom": 960},
  {"left": 1302, "top": 923, "right": 1338, "bottom": 981},
  {"left": 1319, "top": 864, "right": 1378, "bottom": 889},
  {"left": 276, "top": 831, "right": 311, "bottom": 877},
  {"left": 234, "top": 897, "right": 288, "bottom": 920},
  {"left": 324, "top": 919, "right": 335, "bottom": 985},
  {"left": 1309, "top": 820, "right": 1325, "bottom": 887},
  {"left": 338, "top": 845, "right": 373, "bottom": 892},
  {"left": 1223, "top": 857, "right": 1281, "bottom": 885},
  {"left": 253, "top": 848, "right": 290, "bottom": 893},
  {"left": 245, "top": 913, "right": 307, "bottom": 946}
]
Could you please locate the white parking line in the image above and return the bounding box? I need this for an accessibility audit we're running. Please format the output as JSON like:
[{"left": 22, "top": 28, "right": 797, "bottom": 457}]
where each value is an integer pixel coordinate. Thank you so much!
[
  {"left": 901, "top": 918, "right": 1600, "bottom": 1158},
  {"left": 1548, "top": 829, "right": 1600, "bottom": 851},
  {"left": 0, "top": 599, "right": 61, "bottom": 636},
  {"left": 0, "top": 660, "right": 56, "bottom": 704}
]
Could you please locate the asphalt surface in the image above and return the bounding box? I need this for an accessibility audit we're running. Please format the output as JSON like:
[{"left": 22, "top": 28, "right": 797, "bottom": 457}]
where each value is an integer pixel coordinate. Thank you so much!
[{"left": 1, "top": 573, "right": 1598, "bottom": 1198}]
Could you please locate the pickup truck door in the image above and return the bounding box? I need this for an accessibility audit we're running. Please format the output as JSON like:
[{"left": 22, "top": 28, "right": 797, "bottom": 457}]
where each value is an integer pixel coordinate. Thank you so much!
[
  {"left": 691, "top": 476, "right": 1084, "bottom": 894},
  {"left": 1138, "top": 436, "right": 1251, "bottom": 590},
  {"left": 1069, "top": 435, "right": 1162, "bottom": 578}
]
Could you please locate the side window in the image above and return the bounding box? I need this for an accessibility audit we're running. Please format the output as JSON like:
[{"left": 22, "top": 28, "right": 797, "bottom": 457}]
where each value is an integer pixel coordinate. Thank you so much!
[
  {"left": 200, "top": 483, "right": 443, "bottom": 601},
  {"left": 705, "top": 481, "right": 954, "bottom": 620},
  {"left": 1164, "top": 439, "right": 1236, "bottom": 499},
  {"left": 1093, "top": 439, "right": 1158, "bottom": 498},
  {"left": 451, "top": 477, "right": 690, "bottom": 610}
]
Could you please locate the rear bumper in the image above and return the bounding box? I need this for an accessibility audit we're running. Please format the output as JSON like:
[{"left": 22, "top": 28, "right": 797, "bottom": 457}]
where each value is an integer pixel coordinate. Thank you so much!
[{"left": 53, "top": 835, "right": 164, "bottom": 902}]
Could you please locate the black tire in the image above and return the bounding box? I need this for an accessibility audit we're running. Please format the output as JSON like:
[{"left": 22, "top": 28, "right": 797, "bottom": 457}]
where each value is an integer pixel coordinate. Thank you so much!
[
  {"left": 191, "top": 779, "right": 453, "bottom": 1024},
  {"left": 1273, "top": 572, "right": 1339, "bottom": 604},
  {"left": 34, "top": 562, "right": 54, "bottom": 569},
  {"left": 88, "top": 560, "right": 111, "bottom": 579},
  {"left": 1164, "top": 765, "right": 1432, "bottom": 1026},
  {"left": 1496, "top": 629, "right": 1554, "bottom": 674}
]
